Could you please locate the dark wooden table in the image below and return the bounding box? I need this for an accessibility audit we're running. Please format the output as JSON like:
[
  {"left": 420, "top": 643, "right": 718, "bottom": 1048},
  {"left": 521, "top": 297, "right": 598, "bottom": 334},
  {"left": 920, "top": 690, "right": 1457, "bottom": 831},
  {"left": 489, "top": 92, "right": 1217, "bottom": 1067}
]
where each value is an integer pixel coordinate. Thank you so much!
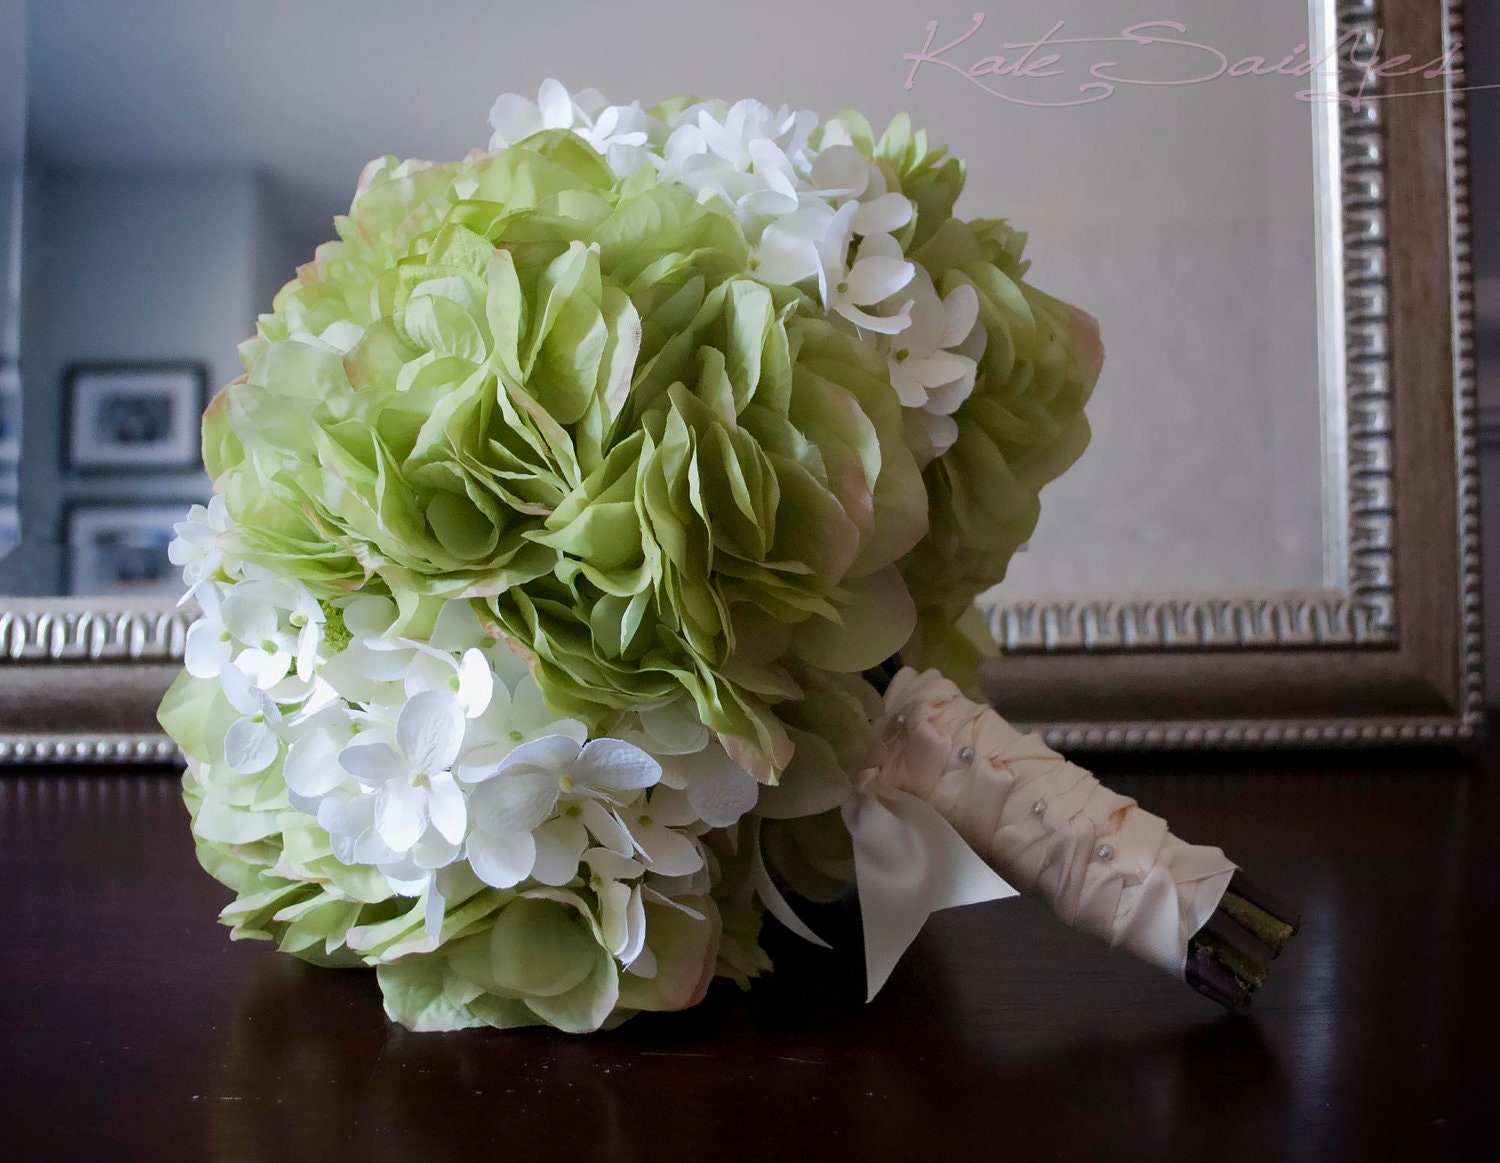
[{"left": 3, "top": 742, "right": 1496, "bottom": 1161}]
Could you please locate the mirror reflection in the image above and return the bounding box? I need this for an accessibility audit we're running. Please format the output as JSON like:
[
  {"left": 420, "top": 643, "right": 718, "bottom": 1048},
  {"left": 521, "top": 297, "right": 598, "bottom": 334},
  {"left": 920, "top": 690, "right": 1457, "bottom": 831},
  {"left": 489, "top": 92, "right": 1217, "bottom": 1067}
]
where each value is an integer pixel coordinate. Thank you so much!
[{"left": 2, "top": 0, "right": 1324, "bottom": 600}]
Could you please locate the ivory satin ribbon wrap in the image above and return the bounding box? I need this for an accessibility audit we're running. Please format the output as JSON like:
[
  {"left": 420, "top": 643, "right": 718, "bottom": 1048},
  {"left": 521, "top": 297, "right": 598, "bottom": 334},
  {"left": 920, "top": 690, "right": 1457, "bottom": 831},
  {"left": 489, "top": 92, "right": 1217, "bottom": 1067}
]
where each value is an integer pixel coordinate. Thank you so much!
[{"left": 843, "top": 668, "right": 1238, "bottom": 999}]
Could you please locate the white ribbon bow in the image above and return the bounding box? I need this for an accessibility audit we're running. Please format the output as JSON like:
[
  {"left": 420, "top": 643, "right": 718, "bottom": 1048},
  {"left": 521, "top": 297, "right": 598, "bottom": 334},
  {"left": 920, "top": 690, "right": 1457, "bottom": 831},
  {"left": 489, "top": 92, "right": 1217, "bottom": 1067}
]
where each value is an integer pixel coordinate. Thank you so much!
[{"left": 841, "top": 780, "right": 1017, "bottom": 1000}]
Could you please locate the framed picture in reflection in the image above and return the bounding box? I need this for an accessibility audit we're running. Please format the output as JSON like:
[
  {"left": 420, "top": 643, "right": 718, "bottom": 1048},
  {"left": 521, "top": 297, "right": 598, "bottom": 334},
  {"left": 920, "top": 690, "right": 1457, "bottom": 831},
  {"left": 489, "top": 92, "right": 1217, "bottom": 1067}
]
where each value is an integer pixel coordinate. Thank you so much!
[
  {"left": 66, "top": 502, "right": 189, "bottom": 598},
  {"left": 64, "top": 362, "right": 207, "bottom": 473}
]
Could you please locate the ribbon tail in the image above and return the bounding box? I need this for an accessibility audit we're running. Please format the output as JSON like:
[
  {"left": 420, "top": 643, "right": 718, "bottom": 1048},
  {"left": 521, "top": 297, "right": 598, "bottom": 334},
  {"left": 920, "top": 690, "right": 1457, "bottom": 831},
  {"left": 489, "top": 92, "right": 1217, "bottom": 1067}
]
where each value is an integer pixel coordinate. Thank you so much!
[
  {"left": 749, "top": 818, "right": 832, "bottom": 949},
  {"left": 843, "top": 789, "right": 1018, "bottom": 1002}
]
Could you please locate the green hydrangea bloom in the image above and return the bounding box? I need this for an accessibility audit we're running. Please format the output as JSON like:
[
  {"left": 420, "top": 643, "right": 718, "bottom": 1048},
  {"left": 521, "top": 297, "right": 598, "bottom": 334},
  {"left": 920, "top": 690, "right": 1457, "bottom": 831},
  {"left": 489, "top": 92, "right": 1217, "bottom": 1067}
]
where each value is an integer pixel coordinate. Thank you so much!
[
  {"left": 898, "top": 216, "right": 1100, "bottom": 680},
  {"left": 206, "top": 130, "right": 926, "bottom": 778}
]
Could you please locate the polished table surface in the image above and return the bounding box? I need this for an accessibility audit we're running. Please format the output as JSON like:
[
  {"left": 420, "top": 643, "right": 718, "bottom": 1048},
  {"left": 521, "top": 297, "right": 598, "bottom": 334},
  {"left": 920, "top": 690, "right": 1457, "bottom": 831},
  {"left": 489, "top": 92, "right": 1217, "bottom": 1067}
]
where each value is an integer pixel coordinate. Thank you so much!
[{"left": 3, "top": 743, "right": 1496, "bottom": 1161}]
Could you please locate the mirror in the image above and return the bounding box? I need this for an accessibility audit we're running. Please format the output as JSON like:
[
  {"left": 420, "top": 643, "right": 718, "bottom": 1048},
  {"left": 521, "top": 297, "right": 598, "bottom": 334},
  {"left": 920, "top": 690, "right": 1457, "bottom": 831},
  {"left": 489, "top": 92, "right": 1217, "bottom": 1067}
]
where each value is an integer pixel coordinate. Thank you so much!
[
  {"left": 0, "top": 0, "right": 21, "bottom": 558},
  {"left": 0, "top": 0, "right": 1480, "bottom": 756}
]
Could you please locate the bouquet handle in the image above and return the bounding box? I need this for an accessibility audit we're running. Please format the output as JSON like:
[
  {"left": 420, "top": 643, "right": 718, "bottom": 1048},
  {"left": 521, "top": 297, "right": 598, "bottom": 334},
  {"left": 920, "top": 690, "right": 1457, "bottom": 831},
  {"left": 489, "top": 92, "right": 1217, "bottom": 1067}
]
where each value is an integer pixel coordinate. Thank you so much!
[{"left": 864, "top": 668, "right": 1300, "bottom": 1011}]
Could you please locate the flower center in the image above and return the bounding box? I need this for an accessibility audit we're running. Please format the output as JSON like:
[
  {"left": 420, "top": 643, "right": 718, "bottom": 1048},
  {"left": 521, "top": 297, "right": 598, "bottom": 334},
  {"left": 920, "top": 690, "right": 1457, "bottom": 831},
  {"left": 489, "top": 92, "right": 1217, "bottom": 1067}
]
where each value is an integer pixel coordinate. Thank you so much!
[
  {"left": 558, "top": 775, "right": 575, "bottom": 793},
  {"left": 447, "top": 675, "right": 461, "bottom": 691},
  {"left": 894, "top": 348, "right": 910, "bottom": 362},
  {"left": 508, "top": 729, "right": 524, "bottom": 742},
  {"left": 260, "top": 639, "right": 277, "bottom": 653},
  {"left": 836, "top": 281, "right": 849, "bottom": 294}
]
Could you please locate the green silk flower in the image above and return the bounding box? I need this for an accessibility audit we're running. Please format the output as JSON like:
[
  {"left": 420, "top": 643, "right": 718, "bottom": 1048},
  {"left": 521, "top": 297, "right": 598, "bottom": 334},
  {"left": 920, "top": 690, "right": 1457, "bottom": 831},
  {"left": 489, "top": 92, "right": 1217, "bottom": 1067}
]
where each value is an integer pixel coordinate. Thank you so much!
[
  {"left": 205, "top": 129, "right": 927, "bottom": 781},
  {"left": 901, "top": 215, "right": 1102, "bottom": 681}
]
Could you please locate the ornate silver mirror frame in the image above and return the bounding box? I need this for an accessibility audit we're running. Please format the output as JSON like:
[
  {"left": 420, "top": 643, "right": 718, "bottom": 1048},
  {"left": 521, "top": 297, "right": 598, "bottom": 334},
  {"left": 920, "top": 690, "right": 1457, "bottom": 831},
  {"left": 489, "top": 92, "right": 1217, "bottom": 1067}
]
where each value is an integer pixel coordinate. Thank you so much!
[
  {"left": 0, "top": 0, "right": 1482, "bottom": 762},
  {"left": 981, "top": 0, "right": 1483, "bottom": 748}
]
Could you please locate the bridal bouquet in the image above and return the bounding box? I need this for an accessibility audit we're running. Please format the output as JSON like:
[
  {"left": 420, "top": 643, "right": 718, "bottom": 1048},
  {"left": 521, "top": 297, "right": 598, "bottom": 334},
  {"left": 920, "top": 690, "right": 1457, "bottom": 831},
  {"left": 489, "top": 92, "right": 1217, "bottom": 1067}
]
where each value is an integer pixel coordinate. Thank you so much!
[{"left": 161, "top": 82, "right": 1294, "bottom": 1033}]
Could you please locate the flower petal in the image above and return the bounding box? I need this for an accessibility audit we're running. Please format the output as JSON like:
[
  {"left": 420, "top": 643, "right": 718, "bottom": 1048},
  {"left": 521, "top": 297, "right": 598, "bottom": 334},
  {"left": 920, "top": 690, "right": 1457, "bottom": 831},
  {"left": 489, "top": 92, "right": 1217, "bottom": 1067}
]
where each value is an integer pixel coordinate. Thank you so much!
[
  {"left": 468, "top": 769, "right": 558, "bottom": 835},
  {"left": 620, "top": 884, "right": 648, "bottom": 967},
  {"left": 583, "top": 846, "right": 645, "bottom": 881},
  {"left": 454, "top": 648, "right": 494, "bottom": 718},
  {"left": 681, "top": 746, "right": 760, "bottom": 828},
  {"left": 376, "top": 780, "right": 427, "bottom": 853},
  {"left": 625, "top": 818, "right": 704, "bottom": 877},
  {"left": 339, "top": 741, "right": 408, "bottom": 788},
  {"left": 496, "top": 733, "right": 583, "bottom": 776},
  {"left": 426, "top": 772, "right": 468, "bottom": 845},
  {"left": 572, "top": 738, "right": 662, "bottom": 794},
  {"left": 467, "top": 829, "right": 537, "bottom": 889},
  {"left": 224, "top": 717, "right": 279, "bottom": 775},
  {"left": 341, "top": 594, "right": 398, "bottom": 638},
  {"left": 396, "top": 690, "right": 466, "bottom": 773},
  {"left": 852, "top": 192, "right": 913, "bottom": 235},
  {"left": 284, "top": 726, "right": 348, "bottom": 798},
  {"left": 220, "top": 591, "right": 276, "bottom": 645},
  {"left": 579, "top": 798, "right": 634, "bottom": 857},
  {"left": 845, "top": 255, "right": 916, "bottom": 306},
  {"left": 531, "top": 816, "right": 590, "bottom": 886},
  {"left": 184, "top": 621, "right": 231, "bottom": 679},
  {"left": 217, "top": 663, "right": 263, "bottom": 717},
  {"left": 939, "top": 283, "right": 981, "bottom": 348},
  {"left": 596, "top": 878, "right": 632, "bottom": 958}
]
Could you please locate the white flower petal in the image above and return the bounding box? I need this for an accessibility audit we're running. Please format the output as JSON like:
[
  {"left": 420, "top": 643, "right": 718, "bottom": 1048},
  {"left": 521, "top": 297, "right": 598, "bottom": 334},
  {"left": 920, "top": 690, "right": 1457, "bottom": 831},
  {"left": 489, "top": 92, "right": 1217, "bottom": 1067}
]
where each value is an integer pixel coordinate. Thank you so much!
[
  {"left": 620, "top": 884, "right": 648, "bottom": 966},
  {"left": 284, "top": 726, "right": 349, "bottom": 798},
  {"left": 234, "top": 645, "right": 291, "bottom": 689},
  {"left": 340, "top": 638, "right": 411, "bottom": 683},
  {"left": 531, "top": 816, "right": 590, "bottom": 886},
  {"left": 454, "top": 649, "right": 494, "bottom": 718},
  {"left": 220, "top": 592, "right": 277, "bottom": 645},
  {"left": 682, "top": 746, "right": 761, "bottom": 828},
  {"left": 939, "top": 283, "right": 981, "bottom": 348},
  {"left": 641, "top": 784, "right": 701, "bottom": 828},
  {"left": 426, "top": 772, "right": 468, "bottom": 845},
  {"left": 924, "top": 361, "right": 978, "bottom": 414},
  {"left": 852, "top": 192, "right": 913, "bottom": 235},
  {"left": 338, "top": 741, "right": 409, "bottom": 788},
  {"left": 467, "top": 829, "right": 538, "bottom": 889},
  {"left": 572, "top": 738, "right": 662, "bottom": 794},
  {"left": 489, "top": 93, "right": 543, "bottom": 147},
  {"left": 468, "top": 769, "right": 558, "bottom": 835},
  {"left": 626, "top": 819, "right": 704, "bottom": 877},
  {"left": 224, "top": 717, "right": 279, "bottom": 775},
  {"left": 583, "top": 846, "right": 645, "bottom": 880},
  {"left": 402, "top": 650, "right": 454, "bottom": 698},
  {"left": 184, "top": 621, "right": 231, "bottom": 679},
  {"left": 845, "top": 255, "right": 915, "bottom": 305},
  {"left": 835, "top": 297, "right": 913, "bottom": 335},
  {"left": 537, "top": 78, "right": 575, "bottom": 129},
  {"left": 579, "top": 798, "right": 634, "bottom": 857},
  {"left": 396, "top": 690, "right": 466, "bottom": 773},
  {"left": 376, "top": 779, "right": 427, "bottom": 853},
  {"left": 340, "top": 594, "right": 397, "bottom": 637},
  {"left": 496, "top": 732, "right": 583, "bottom": 776},
  {"left": 217, "top": 664, "right": 265, "bottom": 717},
  {"left": 917, "top": 410, "right": 961, "bottom": 457},
  {"left": 643, "top": 885, "right": 707, "bottom": 921},
  {"left": 596, "top": 878, "right": 633, "bottom": 958},
  {"left": 409, "top": 828, "right": 462, "bottom": 872},
  {"left": 810, "top": 144, "right": 870, "bottom": 196}
]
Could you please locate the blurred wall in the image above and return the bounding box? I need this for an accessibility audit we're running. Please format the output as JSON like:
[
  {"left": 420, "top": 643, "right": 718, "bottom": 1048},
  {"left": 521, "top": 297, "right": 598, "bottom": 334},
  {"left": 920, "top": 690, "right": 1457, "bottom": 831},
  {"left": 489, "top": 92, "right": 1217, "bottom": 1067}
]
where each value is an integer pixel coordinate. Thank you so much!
[{"left": 0, "top": 167, "right": 259, "bottom": 593}]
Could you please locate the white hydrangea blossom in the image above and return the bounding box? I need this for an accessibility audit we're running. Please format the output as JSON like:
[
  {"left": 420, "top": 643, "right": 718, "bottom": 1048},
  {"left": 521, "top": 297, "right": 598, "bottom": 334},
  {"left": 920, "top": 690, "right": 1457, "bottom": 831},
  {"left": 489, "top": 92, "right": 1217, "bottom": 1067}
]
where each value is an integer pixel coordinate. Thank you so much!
[
  {"left": 488, "top": 80, "right": 983, "bottom": 447},
  {"left": 169, "top": 513, "right": 762, "bottom": 965}
]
